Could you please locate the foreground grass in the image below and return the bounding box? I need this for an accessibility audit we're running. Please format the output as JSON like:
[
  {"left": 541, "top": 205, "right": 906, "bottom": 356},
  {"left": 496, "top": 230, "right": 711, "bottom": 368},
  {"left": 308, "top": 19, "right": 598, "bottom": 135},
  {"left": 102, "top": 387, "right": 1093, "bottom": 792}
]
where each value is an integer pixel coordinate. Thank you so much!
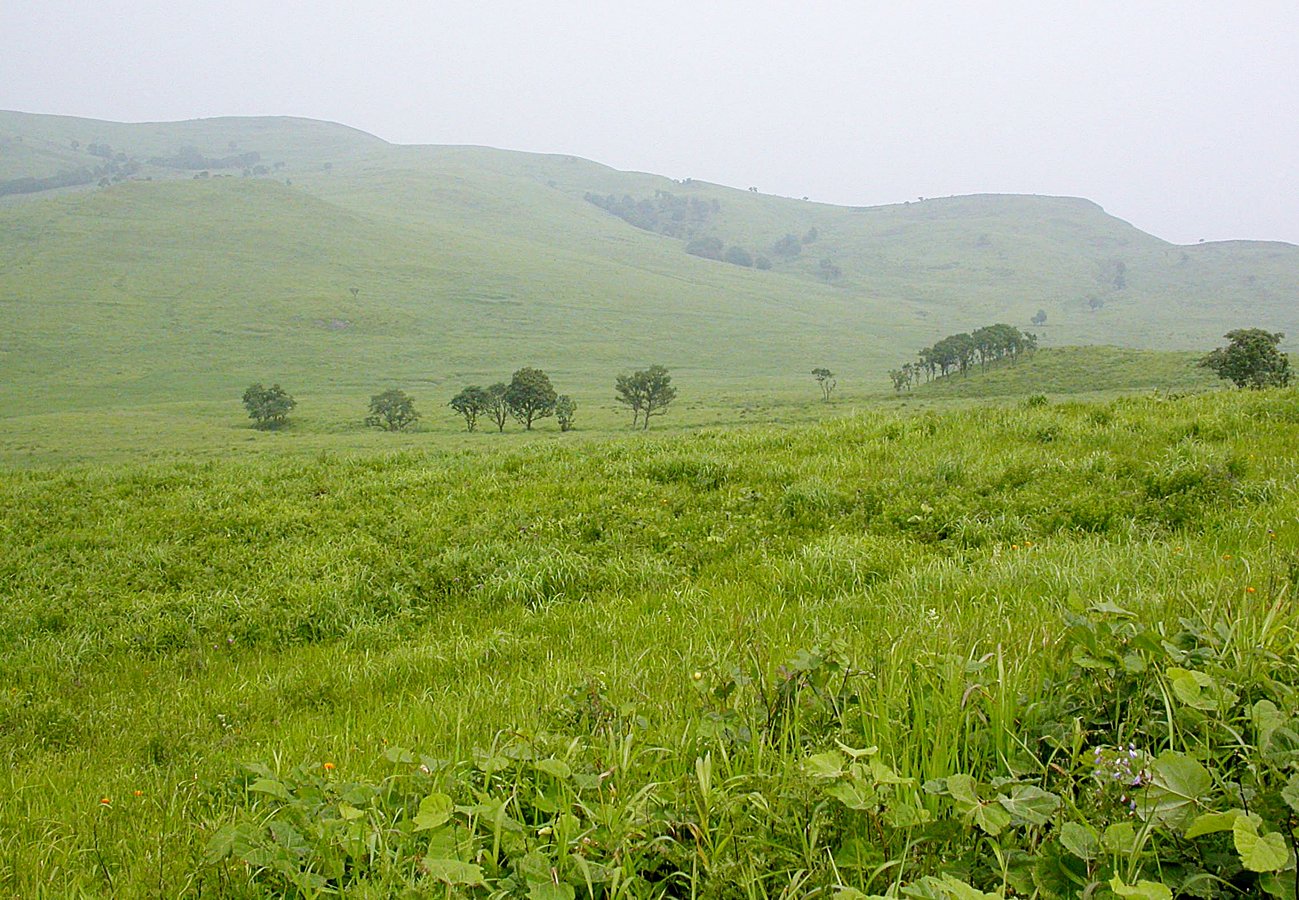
[{"left": 1, "top": 388, "right": 1298, "bottom": 896}]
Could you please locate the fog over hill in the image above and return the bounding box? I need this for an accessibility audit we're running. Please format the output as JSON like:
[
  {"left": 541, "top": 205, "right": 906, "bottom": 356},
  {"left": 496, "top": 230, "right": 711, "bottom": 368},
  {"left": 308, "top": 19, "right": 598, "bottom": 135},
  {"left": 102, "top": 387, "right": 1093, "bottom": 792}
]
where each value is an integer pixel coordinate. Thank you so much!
[{"left": 1, "top": 110, "right": 1296, "bottom": 428}]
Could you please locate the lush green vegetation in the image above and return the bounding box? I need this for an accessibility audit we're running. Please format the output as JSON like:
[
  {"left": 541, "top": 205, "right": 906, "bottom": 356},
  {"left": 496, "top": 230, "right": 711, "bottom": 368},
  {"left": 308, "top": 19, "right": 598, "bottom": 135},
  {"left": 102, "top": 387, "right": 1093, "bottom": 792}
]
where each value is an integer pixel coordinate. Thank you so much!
[
  {"left": 3, "top": 387, "right": 1299, "bottom": 896},
  {"left": 3, "top": 110, "right": 1298, "bottom": 470}
]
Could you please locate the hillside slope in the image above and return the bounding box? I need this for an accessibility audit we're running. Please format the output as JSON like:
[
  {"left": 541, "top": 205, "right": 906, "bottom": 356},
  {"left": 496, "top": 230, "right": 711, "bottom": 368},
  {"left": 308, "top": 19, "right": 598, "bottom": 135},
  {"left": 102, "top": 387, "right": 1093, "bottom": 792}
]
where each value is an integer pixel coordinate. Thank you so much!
[{"left": 1, "top": 110, "right": 1296, "bottom": 433}]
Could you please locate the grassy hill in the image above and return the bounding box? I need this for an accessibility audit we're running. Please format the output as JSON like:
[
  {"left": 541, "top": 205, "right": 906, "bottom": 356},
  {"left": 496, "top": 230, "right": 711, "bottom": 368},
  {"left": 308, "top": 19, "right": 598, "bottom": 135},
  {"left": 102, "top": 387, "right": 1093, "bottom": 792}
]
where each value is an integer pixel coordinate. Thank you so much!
[
  {"left": 1, "top": 110, "right": 1296, "bottom": 464},
  {"left": 905, "top": 346, "right": 1219, "bottom": 399},
  {"left": 2, "top": 388, "right": 1298, "bottom": 895}
]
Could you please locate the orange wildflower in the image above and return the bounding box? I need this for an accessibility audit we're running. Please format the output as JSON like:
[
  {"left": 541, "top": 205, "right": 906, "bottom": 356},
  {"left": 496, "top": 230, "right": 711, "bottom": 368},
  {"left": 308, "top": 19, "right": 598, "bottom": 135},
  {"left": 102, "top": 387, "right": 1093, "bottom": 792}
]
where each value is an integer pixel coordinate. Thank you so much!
[{"left": 323, "top": 762, "right": 336, "bottom": 771}]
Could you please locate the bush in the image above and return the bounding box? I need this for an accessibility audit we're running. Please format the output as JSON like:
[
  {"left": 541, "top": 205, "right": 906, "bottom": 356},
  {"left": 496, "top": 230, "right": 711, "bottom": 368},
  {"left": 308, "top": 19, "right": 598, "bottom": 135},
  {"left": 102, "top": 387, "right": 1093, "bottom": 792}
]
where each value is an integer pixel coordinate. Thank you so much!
[{"left": 242, "top": 383, "right": 296, "bottom": 429}]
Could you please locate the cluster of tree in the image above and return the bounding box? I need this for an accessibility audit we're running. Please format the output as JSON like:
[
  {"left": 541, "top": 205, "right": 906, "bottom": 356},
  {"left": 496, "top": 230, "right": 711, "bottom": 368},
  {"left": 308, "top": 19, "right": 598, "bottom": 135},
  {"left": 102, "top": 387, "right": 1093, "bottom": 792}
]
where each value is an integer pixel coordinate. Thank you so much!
[
  {"left": 683, "top": 236, "right": 771, "bottom": 269},
  {"left": 145, "top": 146, "right": 262, "bottom": 171},
  {"left": 0, "top": 167, "right": 101, "bottom": 197},
  {"left": 1199, "top": 329, "right": 1292, "bottom": 389},
  {"left": 584, "top": 191, "right": 718, "bottom": 239},
  {"left": 890, "top": 323, "right": 1038, "bottom": 390},
  {"left": 242, "top": 384, "right": 296, "bottom": 429},
  {"left": 770, "top": 227, "right": 818, "bottom": 259},
  {"left": 614, "top": 365, "right": 677, "bottom": 429},
  {"left": 449, "top": 368, "right": 576, "bottom": 433}
]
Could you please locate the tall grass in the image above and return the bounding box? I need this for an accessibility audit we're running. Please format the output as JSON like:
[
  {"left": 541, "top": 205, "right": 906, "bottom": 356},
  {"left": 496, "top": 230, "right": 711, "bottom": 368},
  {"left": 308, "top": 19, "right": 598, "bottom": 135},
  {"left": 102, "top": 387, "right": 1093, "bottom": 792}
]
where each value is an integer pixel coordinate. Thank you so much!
[{"left": 1, "top": 388, "right": 1297, "bottom": 895}]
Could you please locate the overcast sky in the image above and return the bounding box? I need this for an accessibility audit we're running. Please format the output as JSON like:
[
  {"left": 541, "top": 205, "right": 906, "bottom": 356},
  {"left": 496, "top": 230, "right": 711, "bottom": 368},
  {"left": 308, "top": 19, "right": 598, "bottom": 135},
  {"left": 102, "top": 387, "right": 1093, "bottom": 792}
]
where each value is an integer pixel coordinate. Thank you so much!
[{"left": 3, "top": 1, "right": 1297, "bottom": 245}]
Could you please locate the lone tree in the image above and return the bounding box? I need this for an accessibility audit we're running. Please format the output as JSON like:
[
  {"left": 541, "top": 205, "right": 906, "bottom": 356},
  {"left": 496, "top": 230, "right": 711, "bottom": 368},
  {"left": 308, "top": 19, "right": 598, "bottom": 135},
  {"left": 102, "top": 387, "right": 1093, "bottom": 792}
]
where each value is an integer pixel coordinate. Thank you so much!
[
  {"left": 1031, "top": 309, "right": 1048, "bottom": 326},
  {"left": 615, "top": 365, "right": 677, "bottom": 430},
  {"left": 485, "top": 382, "right": 510, "bottom": 432},
  {"left": 555, "top": 395, "right": 577, "bottom": 432},
  {"left": 505, "top": 367, "right": 557, "bottom": 430},
  {"left": 365, "top": 388, "right": 420, "bottom": 431},
  {"left": 449, "top": 385, "right": 491, "bottom": 432},
  {"left": 242, "top": 383, "right": 296, "bottom": 429},
  {"left": 1199, "top": 328, "right": 1292, "bottom": 389},
  {"left": 812, "top": 367, "right": 836, "bottom": 402}
]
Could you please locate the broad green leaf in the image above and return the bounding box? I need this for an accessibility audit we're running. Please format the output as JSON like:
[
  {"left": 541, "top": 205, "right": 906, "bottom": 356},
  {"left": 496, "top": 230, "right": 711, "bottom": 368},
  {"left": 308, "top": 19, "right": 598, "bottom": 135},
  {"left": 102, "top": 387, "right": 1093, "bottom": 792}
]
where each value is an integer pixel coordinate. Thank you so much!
[
  {"left": 1058, "top": 822, "right": 1098, "bottom": 860},
  {"left": 534, "top": 758, "right": 572, "bottom": 780},
  {"left": 870, "top": 758, "right": 911, "bottom": 785},
  {"left": 883, "top": 801, "right": 931, "bottom": 828},
  {"left": 1233, "top": 816, "right": 1290, "bottom": 872},
  {"left": 383, "top": 745, "right": 415, "bottom": 764},
  {"left": 945, "top": 774, "right": 981, "bottom": 806},
  {"left": 248, "top": 778, "right": 290, "bottom": 801},
  {"left": 1167, "top": 668, "right": 1215, "bottom": 709},
  {"left": 1137, "top": 751, "right": 1211, "bottom": 828},
  {"left": 1252, "top": 700, "right": 1284, "bottom": 745},
  {"left": 805, "top": 750, "right": 845, "bottom": 779},
  {"left": 528, "top": 883, "right": 576, "bottom": 900},
  {"left": 972, "top": 801, "right": 1011, "bottom": 836},
  {"left": 1103, "top": 821, "right": 1136, "bottom": 855},
  {"left": 338, "top": 802, "right": 365, "bottom": 821},
  {"left": 1185, "top": 808, "right": 1245, "bottom": 839},
  {"left": 1109, "top": 877, "right": 1172, "bottom": 900},
  {"left": 413, "top": 792, "right": 454, "bottom": 831},
  {"left": 1282, "top": 773, "right": 1299, "bottom": 814},
  {"left": 422, "top": 858, "right": 485, "bottom": 886},
  {"left": 204, "top": 823, "right": 244, "bottom": 865},
  {"left": 828, "top": 781, "right": 878, "bottom": 810},
  {"left": 997, "top": 784, "right": 1061, "bottom": 826}
]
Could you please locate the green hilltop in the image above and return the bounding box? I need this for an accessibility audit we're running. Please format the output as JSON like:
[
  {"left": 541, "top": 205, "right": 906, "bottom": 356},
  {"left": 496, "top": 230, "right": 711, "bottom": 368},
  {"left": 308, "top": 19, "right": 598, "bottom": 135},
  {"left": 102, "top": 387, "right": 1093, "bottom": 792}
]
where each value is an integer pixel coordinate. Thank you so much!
[{"left": 0, "top": 110, "right": 1295, "bottom": 462}]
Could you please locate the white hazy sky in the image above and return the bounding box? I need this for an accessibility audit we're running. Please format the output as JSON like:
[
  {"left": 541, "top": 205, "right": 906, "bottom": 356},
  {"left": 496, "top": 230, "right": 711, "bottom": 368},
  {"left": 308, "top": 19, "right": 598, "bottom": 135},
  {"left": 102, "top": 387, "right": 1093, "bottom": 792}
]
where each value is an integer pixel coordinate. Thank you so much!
[{"left": 3, "top": 1, "right": 1297, "bottom": 245}]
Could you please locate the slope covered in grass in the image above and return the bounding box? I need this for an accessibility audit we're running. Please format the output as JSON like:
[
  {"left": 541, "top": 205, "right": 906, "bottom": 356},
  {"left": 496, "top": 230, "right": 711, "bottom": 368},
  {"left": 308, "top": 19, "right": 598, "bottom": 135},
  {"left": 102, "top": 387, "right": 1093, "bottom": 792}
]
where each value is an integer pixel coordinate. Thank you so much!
[
  {"left": 906, "top": 346, "right": 1221, "bottom": 399},
  {"left": 2, "top": 111, "right": 1297, "bottom": 465},
  {"left": 2, "top": 388, "right": 1298, "bottom": 895}
]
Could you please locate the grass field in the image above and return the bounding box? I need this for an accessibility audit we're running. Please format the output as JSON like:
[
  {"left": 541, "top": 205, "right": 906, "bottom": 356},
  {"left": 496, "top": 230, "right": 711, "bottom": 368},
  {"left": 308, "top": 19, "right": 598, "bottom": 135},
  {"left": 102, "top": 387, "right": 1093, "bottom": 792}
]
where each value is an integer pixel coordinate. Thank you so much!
[
  {"left": 3, "top": 386, "right": 1298, "bottom": 896},
  {"left": 2, "top": 111, "right": 1297, "bottom": 465}
]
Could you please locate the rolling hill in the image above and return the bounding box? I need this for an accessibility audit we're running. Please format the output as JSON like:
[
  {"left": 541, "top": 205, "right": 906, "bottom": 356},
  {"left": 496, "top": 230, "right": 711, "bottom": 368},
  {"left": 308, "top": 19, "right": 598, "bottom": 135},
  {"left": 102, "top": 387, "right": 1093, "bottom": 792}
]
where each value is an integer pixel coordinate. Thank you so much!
[{"left": 1, "top": 110, "right": 1296, "bottom": 462}]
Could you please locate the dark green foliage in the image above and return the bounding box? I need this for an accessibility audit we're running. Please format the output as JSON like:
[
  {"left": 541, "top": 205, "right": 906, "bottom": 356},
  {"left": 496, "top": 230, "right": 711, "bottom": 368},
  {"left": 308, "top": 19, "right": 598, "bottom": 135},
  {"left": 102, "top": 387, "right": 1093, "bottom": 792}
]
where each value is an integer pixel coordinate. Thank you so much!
[
  {"left": 684, "top": 235, "right": 724, "bottom": 260},
  {"left": 903, "top": 323, "right": 1038, "bottom": 388},
  {"left": 504, "top": 367, "right": 557, "bottom": 430},
  {"left": 583, "top": 190, "right": 718, "bottom": 238},
  {"left": 1032, "top": 308, "right": 1048, "bottom": 326},
  {"left": 484, "top": 382, "right": 510, "bottom": 432},
  {"left": 614, "top": 365, "right": 677, "bottom": 429},
  {"left": 770, "top": 233, "right": 802, "bottom": 259},
  {"left": 818, "top": 257, "right": 842, "bottom": 281},
  {"left": 754, "top": 255, "right": 773, "bottom": 270},
  {"left": 555, "top": 394, "right": 577, "bottom": 432},
  {"left": 812, "top": 367, "right": 836, "bottom": 402},
  {"left": 723, "top": 246, "right": 753, "bottom": 267},
  {"left": 448, "top": 385, "right": 491, "bottom": 432},
  {"left": 364, "top": 388, "right": 419, "bottom": 432},
  {"left": 1198, "top": 328, "right": 1292, "bottom": 389},
  {"left": 241, "top": 383, "right": 296, "bottom": 429}
]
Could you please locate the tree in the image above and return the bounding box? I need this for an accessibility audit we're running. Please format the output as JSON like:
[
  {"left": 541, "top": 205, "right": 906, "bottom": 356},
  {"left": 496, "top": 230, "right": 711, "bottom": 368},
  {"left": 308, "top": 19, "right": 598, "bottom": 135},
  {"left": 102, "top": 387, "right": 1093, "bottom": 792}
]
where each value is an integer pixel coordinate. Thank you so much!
[
  {"left": 812, "top": 367, "right": 836, "bottom": 402},
  {"left": 615, "top": 365, "right": 677, "bottom": 430},
  {"left": 505, "top": 367, "right": 557, "bottom": 430},
  {"left": 555, "top": 395, "right": 577, "bottom": 432},
  {"left": 614, "top": 372, "right": 645, "bottom": 427},
  {"left": 485, "top": 382, "right": 510, "bottom": 432},
  {"left": 723, "top": 246, "right": 753, "bottom": 267},
  {"left": 449, "top": 385, "right": 491, "bottom": 432},
  {"left": 1199, "top": 329, "right": 1292, "bottom": 389},
  {"left": 242, "top": 383, "right": 295, "bottom": 429},
  {"left": 365, "top": 388, "right": 419, "bottom": 431},
  {"left": 1031, "top": 309, "right": 1048, "bottom": 326}
]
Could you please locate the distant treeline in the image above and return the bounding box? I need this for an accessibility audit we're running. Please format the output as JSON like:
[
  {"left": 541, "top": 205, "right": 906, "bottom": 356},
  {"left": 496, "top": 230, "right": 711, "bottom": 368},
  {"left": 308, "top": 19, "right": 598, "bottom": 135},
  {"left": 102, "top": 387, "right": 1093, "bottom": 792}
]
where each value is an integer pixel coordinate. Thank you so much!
[
  {"left": 0, "top": 141, "right": 275, "bottom": 198},
  {"left": 891, "top": 323, "right": 1038, "bottom": 390},
  {"left": 584, "top": 190, "right": 718, "bottom": 238},
  {"left": 586, "top": 191, "right": 844, "bottom": 277},
  {"left": 145, "top": 146, "right": 262, "bottom": 171}
]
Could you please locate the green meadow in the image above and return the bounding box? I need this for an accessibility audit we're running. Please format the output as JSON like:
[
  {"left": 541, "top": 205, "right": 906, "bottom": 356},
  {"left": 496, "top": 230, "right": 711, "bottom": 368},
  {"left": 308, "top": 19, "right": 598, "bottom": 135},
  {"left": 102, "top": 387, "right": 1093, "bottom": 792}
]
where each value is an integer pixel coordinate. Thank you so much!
[
  {"left": 3, "top": 112, "right": 1299, "bottom": 897},
  {"left": 3, "top": 387, "right": 1299, "bottom": 897}
]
